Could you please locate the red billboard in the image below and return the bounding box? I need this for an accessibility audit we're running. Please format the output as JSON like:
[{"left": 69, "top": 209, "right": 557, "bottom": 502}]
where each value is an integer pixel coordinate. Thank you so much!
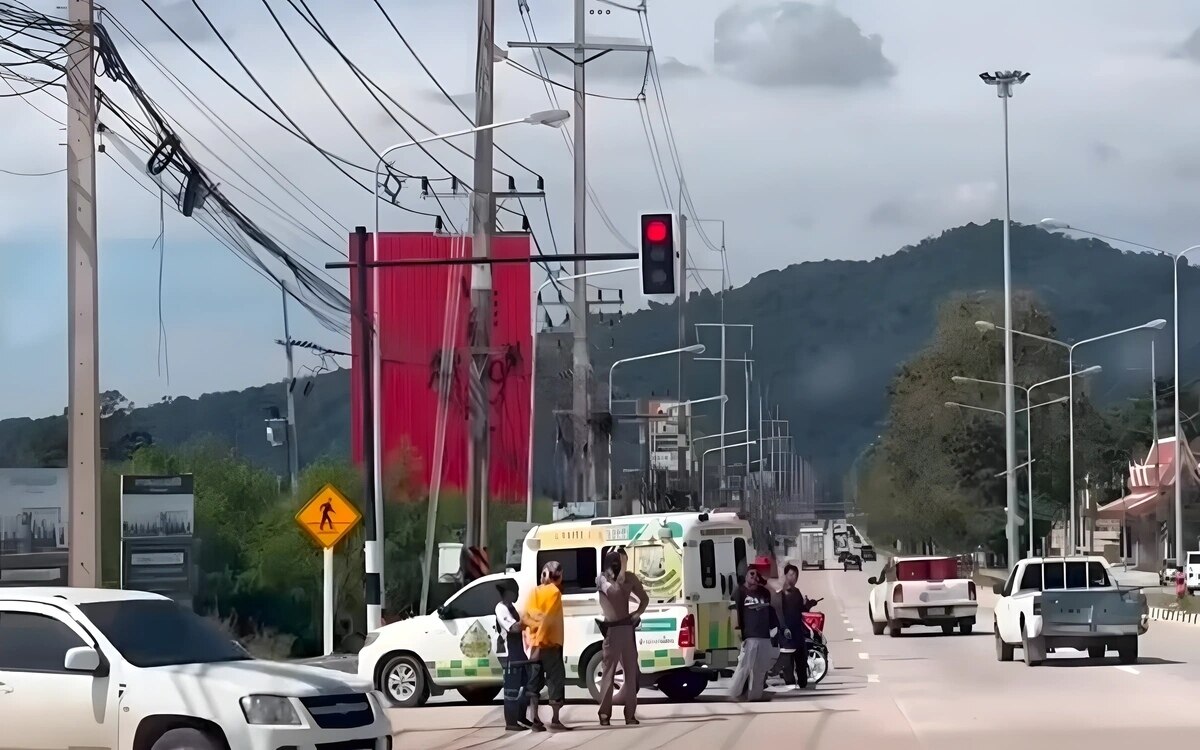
[{"left": 350, "top": 232, "right": 531, "bottom": 502}]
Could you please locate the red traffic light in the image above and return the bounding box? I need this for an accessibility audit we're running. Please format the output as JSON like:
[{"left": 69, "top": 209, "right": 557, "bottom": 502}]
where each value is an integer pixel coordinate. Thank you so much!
[{"left": 645, "top": 219, "right": 669, "bottom": 243}]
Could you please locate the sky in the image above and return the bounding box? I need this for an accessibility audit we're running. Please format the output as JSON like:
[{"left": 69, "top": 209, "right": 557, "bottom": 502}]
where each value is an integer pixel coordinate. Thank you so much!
[{"left": 4, "top": 0, "right": 1200, "bottom": 419}]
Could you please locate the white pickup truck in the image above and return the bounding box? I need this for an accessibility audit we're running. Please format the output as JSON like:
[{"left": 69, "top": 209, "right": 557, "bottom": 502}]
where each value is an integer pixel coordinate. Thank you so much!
[
  {"left": 0, "top": 587, "right": 392, "bottom": 750},
  {"left": 867, "top": 555, "right": 978, "bottom": 637},
  {"left": 992, "top": 556, "right": 1148, "bottom": 666}
]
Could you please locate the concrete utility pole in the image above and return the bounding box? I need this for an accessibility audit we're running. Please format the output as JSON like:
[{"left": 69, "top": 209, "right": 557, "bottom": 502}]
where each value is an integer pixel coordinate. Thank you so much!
[
  {"left": 66, "top": 0, "right": 100, "bottom": 587},
  {"left": 467, "top": 0, "right": 496, "bottom": 549},
  {"left": 568, "top": 0, "right": 593, "bottom": 507},
  {"left": 281, "top": 287, "right": 300, "bottom": 491},
  {"left": 509, "top": 5, "right": 648, "bottom": 510}
]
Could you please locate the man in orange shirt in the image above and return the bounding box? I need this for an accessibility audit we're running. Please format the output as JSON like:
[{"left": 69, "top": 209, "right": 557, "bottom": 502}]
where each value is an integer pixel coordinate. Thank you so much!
[{"left": 522, "top": 561, "right": 571, "bottom": 731}]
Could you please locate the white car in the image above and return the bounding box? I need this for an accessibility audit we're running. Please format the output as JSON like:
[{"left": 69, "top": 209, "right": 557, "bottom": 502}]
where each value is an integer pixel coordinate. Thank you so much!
[
  {"left": 0, "top": 587, "right": 392, "bottom": 750},
  {"left": 867, "top": 556, "right": 978, "bottom": 637}
]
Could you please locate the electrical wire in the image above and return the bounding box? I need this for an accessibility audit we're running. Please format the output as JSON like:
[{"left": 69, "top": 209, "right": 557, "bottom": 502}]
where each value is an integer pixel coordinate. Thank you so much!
[
  {"left": 362, "top": 0, "right": 543, "bottom": 182},
  {"left": 103, "top": 13, "right": 347, "bottom": 245},
  {"left": 0, "top": 165, "right": 63, "bottom": 176}
]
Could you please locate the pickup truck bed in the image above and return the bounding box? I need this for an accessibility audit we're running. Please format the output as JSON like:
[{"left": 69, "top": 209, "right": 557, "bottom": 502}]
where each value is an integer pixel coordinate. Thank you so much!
[{"left": 1039, "top": 588, "right": 1147, "bottom": 653}]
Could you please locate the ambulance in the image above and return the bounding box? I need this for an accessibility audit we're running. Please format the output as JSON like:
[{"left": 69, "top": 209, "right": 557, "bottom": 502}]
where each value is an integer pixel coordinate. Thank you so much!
[{"left": 358, "top": 510, "right": 756, "bottom": 707}]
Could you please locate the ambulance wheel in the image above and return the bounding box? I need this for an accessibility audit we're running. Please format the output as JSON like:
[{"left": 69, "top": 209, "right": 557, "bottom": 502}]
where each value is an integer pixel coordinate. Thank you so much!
[
  {"left": 380, "top": 653, "right": 429, "bottom": 707},
  {"left": 585, "top": 648, "right": 625, "bottom": 702},
  {"left": 657, "top": 672, "right": 707, "bottom": 702},
  {"left": 458, "top": 685, "right": 501, "bottom": 704}
]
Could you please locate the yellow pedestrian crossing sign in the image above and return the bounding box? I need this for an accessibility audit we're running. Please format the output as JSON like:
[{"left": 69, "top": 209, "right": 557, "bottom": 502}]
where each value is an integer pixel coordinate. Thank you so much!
[{"left": 296, "top": 484, "right": 361, "bottom": 549}]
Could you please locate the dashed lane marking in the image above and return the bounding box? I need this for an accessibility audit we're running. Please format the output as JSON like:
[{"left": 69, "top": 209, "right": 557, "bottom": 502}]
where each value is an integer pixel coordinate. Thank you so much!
[
  {"left": 1114, "top": 665, "right": 1139, "bottom": 675},
  {"left": 867, "top": 674, "right": 880, "bottom": 683},
  {"left": 851, "top": 638, "right": 862, "bottom": 642},
  {"left": 846, "top": 627, "right": 854, "bottom": 632},
  {"left": 858, "top": 652, "right": 870, "bottom": 660}
]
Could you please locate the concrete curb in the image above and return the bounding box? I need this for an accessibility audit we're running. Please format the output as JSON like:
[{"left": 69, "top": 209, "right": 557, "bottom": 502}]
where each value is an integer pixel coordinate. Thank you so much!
[{"left": 1149, "top": 606, "right": 1200, "bottom": 625}]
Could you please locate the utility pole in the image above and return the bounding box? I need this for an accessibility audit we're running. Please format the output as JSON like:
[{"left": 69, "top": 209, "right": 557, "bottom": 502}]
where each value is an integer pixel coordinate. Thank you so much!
[
  {"left": 467, "top": 0, "right": 495, "bottom": 550},
  {"left": 66, "top": 0, "right": 100, "bottom": 588},
  {"left": 568, "top": 0, "right": 593, "bottom": 508},
  {"left": 355, "top": 227, "right": 381, "bottom": 631},
  {"left": 281, "top": 288, "right": 300, "bottom": 491},
  {"left": 676, "top": 214, "right": 689, "bottom": 499},
  {"left": 509, "top": 6, "right": 648, "bottom": 511}
]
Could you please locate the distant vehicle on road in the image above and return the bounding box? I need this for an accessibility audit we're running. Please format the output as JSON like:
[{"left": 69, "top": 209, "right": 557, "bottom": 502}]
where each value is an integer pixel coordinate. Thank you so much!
[
  {"left": 867, "top": 556, "right": 978, "bottom": 637},
  {"left": 798, "top": 527, "right": 825, "bottom": 570},
  {"left": 1159, "top": 558, "right": 1177, "bottom": 587},
  {"left": 842, "top": 553, "right": 863, "bottom": 572},
  {"left": 0, "top": 588, "right": 389, "bottom": 750},
  {"left": 1186, "top": 552, "right": 1200, "bottom": 593},
  {"left": 992, "top": 556, "right": 1148, "bottom": 666},
  {"left": 860, "top": 545, "right": 877, "bottom": 562}
]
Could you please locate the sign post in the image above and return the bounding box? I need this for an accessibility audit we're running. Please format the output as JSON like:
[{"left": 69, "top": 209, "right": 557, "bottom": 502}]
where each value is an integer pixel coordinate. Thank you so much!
[
  {"left": 295, "top": 484, "right": 362, "bottom": 655},
  {"left": 119, "top": 475, "right": 196, "bottom": 608}
]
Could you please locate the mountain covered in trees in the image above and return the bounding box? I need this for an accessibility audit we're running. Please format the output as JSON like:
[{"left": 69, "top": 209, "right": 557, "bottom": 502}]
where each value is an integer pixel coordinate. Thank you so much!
[{"left": 2, "top": 220, "right": 1195, "bottom": 500}]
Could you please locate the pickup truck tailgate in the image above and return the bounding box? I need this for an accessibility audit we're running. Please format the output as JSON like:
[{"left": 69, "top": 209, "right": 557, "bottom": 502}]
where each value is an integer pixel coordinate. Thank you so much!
[
  {"left": 1040, "top": 588, "right": 1146, "bottom": 637},
  {"left": 911, "top": 579, "right": 973, "bottom": 605}
]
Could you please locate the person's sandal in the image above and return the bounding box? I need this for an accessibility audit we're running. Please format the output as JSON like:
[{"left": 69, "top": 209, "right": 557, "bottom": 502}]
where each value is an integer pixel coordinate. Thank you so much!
[
  {"left": 599, "top": 716, "right": 610, "bottom": 727},
  {"left": 550, "top": 721, "right": 573, "bottom": 731},
  {"left": 530, "top": 722, "right": 547, "bottom": 733},
  {"left": 625, "top": 718, "right": 640, "bottom": 726}
]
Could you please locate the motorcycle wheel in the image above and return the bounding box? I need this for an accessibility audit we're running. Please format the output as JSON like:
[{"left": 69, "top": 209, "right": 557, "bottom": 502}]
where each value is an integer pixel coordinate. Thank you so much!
[{"left": 808, "top": 645, "right": 829, "bottom": 685}]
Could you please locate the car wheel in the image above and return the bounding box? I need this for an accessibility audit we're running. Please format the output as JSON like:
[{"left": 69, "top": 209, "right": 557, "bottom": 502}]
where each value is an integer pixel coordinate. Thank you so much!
[
  {"left": 458, "top": 685, "right": 501, "bottom": 705},
  {"left": 1117, "top": 637, "right": 1139, "bottom": 665},
  {"left": 381, "top": 653, "right": 428, "bottom": 707},
  {"left": 870, "top": 604, "right": 886, "bottom": 635},
  {"left": 150, "top": 728, "right": 221, "bottom": 750},
  {"left": 585, "top": 648, "right": 624, "bottom": 702},
  {"left": 995, "top": 627, "right": 1014, "bottom": 662},
  {"left": 1087, "top": 645, "right": 1105, "bottom": 659},
  {"left": 1021, "top": 624, "right": 1043, "bottom": 667},
  {"left": 657, "top": 672, "right": 707, "bottom": 701},
  {"left": 958, "top": 620, "right": 973, "bottom": 636},
  {"left": 941, "top": 624, "right": 954, "bottom": 635}
]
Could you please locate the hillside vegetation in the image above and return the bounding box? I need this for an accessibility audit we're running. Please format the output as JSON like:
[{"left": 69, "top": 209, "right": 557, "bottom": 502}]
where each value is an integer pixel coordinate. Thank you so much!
[{"left": 3, "top": 221, "right": 1194, "bottom": 502}]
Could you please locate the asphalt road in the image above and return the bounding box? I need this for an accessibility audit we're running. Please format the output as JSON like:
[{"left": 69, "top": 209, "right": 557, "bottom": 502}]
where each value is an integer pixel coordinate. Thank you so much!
[{"left": 383, "top": 558, "right": 1200, "bottom": 749}]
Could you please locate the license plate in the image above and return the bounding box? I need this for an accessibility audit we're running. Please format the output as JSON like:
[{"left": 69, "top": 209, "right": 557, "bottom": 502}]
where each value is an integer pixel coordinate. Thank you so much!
[{"left": 926, "top": 607, "right": 946, "bottom": 616}]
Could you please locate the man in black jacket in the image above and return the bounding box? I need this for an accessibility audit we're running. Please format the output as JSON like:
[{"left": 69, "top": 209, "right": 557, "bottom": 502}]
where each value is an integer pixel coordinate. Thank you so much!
[
  {"left": 777, "top": 564, "right": 809, "bottom": 689},
  {"left": 728, "top": 564, "right": 778, "bottom": 702}
]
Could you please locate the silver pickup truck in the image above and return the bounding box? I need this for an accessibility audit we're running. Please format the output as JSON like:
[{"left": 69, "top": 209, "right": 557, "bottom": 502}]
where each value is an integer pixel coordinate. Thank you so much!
[{"left": 993, "top": 556, "right": 1149, "bottom": 666}]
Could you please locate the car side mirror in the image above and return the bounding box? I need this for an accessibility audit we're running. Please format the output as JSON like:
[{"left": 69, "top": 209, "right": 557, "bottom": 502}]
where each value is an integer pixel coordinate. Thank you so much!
[
  {"left": 867, "top": 576, "right": 879, "bottom": 585},
  {"left": 437, "top": 606, "right": 451, "bottom": 619},
  {"left": 992, "top": 583, "right": 1004, "bottom": 595},
  {"left": 63, "top": 645, "right": 101, "bottom": 673}
]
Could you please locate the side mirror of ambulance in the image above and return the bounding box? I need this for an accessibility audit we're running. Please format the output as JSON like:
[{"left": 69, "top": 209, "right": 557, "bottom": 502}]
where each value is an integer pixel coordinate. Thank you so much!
[{"left": 867, "top": 576, "right": 879, "bottom": 585}]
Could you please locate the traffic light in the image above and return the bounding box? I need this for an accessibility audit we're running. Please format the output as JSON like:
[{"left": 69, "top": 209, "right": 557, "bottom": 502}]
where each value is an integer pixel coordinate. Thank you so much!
[{"left": 639, "top": 212, "right": 678, "bottom": 299}]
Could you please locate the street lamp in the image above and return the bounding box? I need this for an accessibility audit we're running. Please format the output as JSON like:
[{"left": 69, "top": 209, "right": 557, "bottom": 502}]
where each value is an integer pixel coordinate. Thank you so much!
[
  {"left": 376, "top": 111, "right": 570, "bottom": 628},
  {"left": 1040, "top": 217, "right": 1199, "bottom": 560},
  {"left": 526, "top": 265, "right": 638, "bottom": 522},
  {"left": 701, "top": 441, "right": 756, "bottom": 508},
  {"left": 607, "top": 344, "right": 706, "bottom": 512},
  {"left": 947, "top": 388, "right": 1071, "bottom": 558},
  {"left": 976, "top": 319, "right": 1164, "bottom": 552},
  {"left": 980, "top": 69, "right": 1030, "bottom": 570}
]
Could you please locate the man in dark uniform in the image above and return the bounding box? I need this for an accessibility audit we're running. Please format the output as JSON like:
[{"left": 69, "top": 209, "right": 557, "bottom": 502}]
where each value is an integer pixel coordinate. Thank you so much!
[{"left": 494, "top": 579, "right": 530, "bottom": 731}]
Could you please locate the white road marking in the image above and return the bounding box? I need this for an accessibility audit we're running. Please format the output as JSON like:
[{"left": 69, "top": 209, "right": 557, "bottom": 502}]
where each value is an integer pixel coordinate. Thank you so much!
[
  {"left": 846, "top": 627, "right": 854, "bottom": 632},
  {"left": 1114, "top": 665, "right": 1140, "bottom": 675},
  {"left": 852, "top": 637, "right": 862, "bottom": 642},
  {"left": 867, "top": 673, "right": 880, "bottom": 683},
  {"left": 858, "top": 652, "right": 870, "bottom": 660}
]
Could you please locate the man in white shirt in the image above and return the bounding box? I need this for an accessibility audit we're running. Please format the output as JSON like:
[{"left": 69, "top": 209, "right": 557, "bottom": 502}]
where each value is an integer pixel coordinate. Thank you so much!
[{"left": 494, "top": 580, "right": 530, "bottom": 731}]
